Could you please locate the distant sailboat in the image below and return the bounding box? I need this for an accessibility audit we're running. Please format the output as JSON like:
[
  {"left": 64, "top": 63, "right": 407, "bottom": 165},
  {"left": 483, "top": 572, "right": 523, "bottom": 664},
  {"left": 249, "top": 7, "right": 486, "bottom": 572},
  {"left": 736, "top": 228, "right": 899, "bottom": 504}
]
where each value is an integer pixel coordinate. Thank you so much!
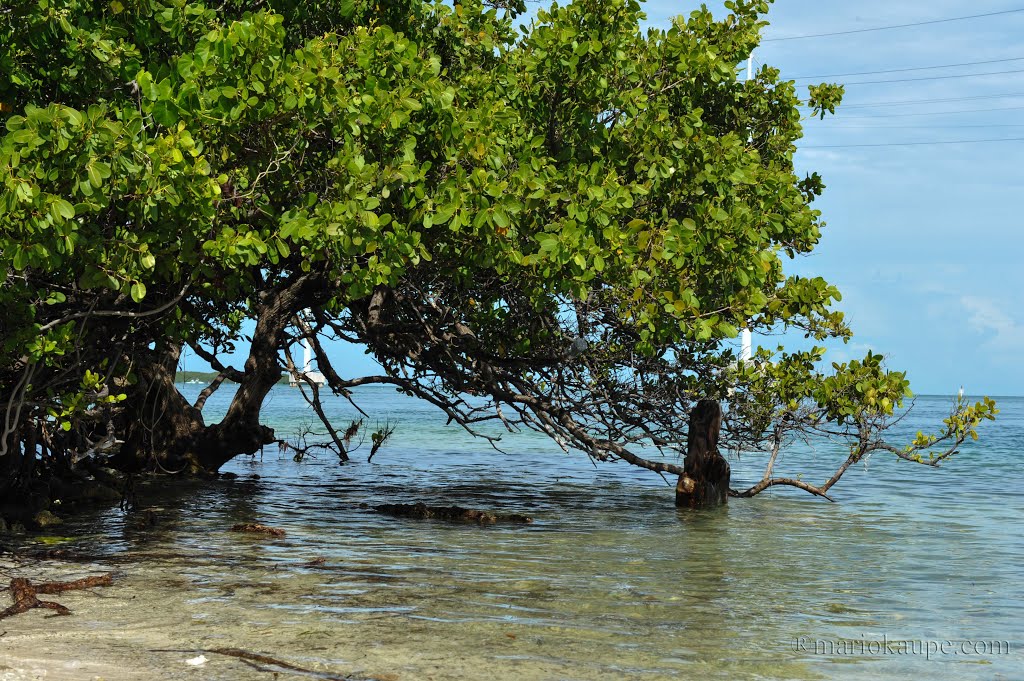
[
  {"left": 726, "top": 328, "right": 754, "bottom": 398},
  {"left": 290, "top": 338, "right": 327, "bottom": 387}
]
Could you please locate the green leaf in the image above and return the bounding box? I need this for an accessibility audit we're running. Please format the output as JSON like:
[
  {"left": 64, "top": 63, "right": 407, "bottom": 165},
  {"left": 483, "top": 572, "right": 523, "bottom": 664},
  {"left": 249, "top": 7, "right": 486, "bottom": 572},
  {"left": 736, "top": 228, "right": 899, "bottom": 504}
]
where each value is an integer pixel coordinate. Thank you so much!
[
  {"left": 492, "top": 208, "right": 510, "bottom": 229},
  {"left": 53, "top": 197, "right": 75, "bottom": 219},
  {"left": 84, "top": 159, "right": 113, "bottom": 189},
  {"left": 130, "top": 281, "right": 147, "bottom": 303},
  {"left": 152, "top": 100, "right": 179, "bottom": 127},
  {"left": 137, "top": 71, "right": 158, "bottom": 100},
  {"left": 12, "top": 246, "right": 27, "bottom": 270},
  {"left": 9, "top": 128, "right": 36, "bottom": 144}
]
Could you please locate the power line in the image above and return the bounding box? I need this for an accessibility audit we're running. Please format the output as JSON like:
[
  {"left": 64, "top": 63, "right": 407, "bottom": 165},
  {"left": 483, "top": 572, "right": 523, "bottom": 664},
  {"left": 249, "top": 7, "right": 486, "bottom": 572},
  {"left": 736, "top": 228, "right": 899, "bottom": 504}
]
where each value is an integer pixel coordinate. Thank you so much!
[
  {"left": 789, "top": 56, "right": 1024, "bottom": 80},
  {"left": 809, "top": 92, "right": 1024, "bottom": 110},
  {"left": 826, "top": 123, "right": 1024, "bottom": 129},
  {"left": 833, "top": 105, "right": 1024, "bottom": 119},
  {"left": 838, "top": 68, "right": 1024, "bottom": 86},
  {"left": 802, "top": 137, "right": 1024, "bottom": 148},
  {"left": 763, "top": 8, "right": 1024, "bottom": 42}
]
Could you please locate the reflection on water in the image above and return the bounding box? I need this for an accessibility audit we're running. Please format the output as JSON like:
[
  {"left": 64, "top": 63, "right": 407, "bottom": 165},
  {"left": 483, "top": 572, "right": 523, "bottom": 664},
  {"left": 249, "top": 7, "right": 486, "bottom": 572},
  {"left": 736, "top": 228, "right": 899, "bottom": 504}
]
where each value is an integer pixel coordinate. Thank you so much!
[{"left": 1, "top": 389, "right": 1022, "bottom": 680}]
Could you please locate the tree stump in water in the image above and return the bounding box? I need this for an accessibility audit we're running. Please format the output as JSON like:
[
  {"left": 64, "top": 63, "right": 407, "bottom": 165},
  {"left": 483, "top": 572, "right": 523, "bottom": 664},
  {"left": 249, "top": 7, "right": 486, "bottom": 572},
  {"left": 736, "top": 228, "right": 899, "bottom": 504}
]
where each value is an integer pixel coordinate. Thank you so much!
[{"left": 675, "top": 400, "right": 730, "bottom": 508}]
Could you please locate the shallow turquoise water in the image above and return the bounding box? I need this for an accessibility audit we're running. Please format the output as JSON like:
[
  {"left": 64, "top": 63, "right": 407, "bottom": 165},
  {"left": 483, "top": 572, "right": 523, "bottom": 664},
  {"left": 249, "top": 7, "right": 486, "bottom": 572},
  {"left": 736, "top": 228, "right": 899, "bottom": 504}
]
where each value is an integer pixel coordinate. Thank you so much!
[{"left": 2, "top": 388, "right": 1021, "bottom": 680}]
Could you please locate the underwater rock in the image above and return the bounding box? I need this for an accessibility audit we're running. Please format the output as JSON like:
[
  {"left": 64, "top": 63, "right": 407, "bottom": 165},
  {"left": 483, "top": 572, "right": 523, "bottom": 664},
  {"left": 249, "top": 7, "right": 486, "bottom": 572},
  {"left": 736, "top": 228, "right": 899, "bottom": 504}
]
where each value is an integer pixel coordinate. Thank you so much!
[
  {"left": 32, "top": 510, "right": 63, "bottom": 529},
  {"left": 230, "top": 523, "right": 286, "bottom": 537},
  {"left": 76, "top": 484, "right": 122, "bottom": 503},
  {"left": 375, "top": 502, "right": 532, "bottom": 525},
  {"left": 126, "top": 509, "right": 160, "bottom": 530}
]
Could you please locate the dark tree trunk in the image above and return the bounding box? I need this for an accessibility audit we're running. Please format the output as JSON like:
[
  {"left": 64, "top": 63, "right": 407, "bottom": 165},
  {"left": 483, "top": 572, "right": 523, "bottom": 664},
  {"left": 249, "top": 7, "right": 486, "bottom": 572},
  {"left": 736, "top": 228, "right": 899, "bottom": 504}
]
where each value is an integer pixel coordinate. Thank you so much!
[
  {"left": 0, "top": 432, "right": 26, "bottom": 521},
  {"left": 0, "top": 422, "right": 50, "bottom": 522},
  {"left": 112, "top": 336, "right": 274, "bottom": 475},
  {"left": 675, "top": 399, "right": 730, "bottom": 508},
  {"left": 189, "top": 272, "right": 328, "bottom": 471},
  {"left": 111, "top": 272, "right": 327, "bottom": 474},
  {"left": 113, "top": 342, "right": 207, "bottom": 473}
]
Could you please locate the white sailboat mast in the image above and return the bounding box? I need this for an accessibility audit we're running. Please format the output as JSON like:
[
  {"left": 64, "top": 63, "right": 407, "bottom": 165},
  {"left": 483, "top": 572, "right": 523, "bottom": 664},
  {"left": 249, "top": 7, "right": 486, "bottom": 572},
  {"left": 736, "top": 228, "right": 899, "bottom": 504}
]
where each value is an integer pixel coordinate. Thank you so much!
[{"left": 303, "top": 338, "right": 312, "bottom": 374}]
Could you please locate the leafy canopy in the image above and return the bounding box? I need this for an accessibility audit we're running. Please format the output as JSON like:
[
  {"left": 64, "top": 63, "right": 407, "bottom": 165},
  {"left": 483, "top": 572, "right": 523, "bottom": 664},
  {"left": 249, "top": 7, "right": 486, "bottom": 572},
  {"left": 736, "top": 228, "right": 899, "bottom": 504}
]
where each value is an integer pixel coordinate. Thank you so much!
[{"left": 0, "top": 0, "right": 995, "bottom": 494}]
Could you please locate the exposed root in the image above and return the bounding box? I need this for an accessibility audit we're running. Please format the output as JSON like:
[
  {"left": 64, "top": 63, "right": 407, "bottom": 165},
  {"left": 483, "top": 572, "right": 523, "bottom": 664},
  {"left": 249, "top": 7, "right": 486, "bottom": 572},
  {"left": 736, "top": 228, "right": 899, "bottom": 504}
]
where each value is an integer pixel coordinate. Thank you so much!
[{"left": 0, "top": 573, "right": 114, "bottom": 620}]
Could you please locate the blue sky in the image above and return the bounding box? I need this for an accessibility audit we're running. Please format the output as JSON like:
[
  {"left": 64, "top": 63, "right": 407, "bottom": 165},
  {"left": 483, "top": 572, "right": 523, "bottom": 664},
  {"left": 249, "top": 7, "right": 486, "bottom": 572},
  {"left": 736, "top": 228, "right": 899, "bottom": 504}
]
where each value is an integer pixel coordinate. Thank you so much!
[
  {"left": 187, "top": 1, "right": 1024, "bottom": 397},
  {"left": 647, "top": 0, "right": 1024, "bottom": 396}
]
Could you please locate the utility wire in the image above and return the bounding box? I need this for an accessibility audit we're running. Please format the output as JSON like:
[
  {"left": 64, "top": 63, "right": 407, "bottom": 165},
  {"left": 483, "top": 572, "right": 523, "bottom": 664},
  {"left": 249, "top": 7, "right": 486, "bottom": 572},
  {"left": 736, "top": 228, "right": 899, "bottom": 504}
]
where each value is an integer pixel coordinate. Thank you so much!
[
  {"left": 826, "top": 123, "right": 1024, "bottom": 129},
  {"left": 789, "top": 56, "right": 1024, "bottom": 80},
  {"left": 836, "top": 68, "right": 1024, "bottom": 86},
  {"left": 807, "top": 92, "right": 1024, "bottom": 110},
  {"left": 763, "top": 8, "right": 1024, "bottom": 42},
  {"left": 833, "top": 105, "right": 1024, "bottom": 119},
  {"left": 802, "top": 137, "right": 1024, "bottom": 148}
]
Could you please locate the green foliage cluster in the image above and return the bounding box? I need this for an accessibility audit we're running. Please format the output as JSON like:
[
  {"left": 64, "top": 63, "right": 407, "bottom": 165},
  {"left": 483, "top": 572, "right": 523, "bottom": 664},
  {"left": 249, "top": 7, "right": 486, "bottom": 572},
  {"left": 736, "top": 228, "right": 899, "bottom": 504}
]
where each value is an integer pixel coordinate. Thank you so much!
[{"left": 0, "top": 0, "right": 995, "bottom": 492}]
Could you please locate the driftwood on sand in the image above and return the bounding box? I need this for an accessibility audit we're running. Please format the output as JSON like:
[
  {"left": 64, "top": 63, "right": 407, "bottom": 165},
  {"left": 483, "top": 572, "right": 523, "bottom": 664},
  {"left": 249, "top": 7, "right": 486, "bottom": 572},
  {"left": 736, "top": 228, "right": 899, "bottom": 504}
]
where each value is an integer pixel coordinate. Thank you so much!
[{"left": 0, "top": 573, "right": 115, "bottom": 620}]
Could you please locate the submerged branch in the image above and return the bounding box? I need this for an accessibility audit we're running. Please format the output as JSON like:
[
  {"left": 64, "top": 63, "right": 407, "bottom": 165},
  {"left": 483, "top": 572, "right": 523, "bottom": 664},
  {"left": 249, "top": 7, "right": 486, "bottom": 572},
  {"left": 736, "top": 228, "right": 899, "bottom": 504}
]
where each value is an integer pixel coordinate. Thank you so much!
[{"left": 730, "top": 478, "right": 835, "bottom": 502}]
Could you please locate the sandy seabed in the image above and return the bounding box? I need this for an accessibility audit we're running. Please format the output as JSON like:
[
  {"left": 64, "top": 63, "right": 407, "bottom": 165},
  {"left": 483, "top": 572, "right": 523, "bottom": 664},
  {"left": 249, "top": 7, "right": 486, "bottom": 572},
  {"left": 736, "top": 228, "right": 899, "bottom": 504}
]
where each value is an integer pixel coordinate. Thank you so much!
[{"left": 0, "top": 557, "right": 665, "bottom": 681}]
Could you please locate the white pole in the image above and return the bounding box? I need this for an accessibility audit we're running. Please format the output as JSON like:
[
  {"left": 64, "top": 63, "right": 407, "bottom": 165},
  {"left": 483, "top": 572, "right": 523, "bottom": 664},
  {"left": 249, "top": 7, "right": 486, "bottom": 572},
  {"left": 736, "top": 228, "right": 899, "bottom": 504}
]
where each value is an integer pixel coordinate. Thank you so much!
[{"left": 747, "top": 54, "right": 753, "bottom": 81}]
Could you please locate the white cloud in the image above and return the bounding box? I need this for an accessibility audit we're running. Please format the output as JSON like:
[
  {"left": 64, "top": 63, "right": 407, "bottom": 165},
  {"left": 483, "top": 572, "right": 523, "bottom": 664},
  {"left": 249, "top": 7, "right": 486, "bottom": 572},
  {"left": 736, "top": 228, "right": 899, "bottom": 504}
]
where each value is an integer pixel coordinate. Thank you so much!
[
  {"left": 795, "top": 148, "right": 851, "bottom": 164},
  {"left": 824, "top": 341, "right": 876, "bottom": 366},
  {"left": 959, "top": 295, "right": 1024, "bottom": 356}
]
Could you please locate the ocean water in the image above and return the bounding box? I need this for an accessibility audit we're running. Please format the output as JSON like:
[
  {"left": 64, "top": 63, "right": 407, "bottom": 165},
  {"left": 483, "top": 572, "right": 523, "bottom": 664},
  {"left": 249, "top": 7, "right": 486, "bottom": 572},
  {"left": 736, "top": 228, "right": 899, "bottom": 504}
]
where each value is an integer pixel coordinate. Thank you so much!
[{"left": 1, "top": 387, "right": 1021, "bottom": 680}]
